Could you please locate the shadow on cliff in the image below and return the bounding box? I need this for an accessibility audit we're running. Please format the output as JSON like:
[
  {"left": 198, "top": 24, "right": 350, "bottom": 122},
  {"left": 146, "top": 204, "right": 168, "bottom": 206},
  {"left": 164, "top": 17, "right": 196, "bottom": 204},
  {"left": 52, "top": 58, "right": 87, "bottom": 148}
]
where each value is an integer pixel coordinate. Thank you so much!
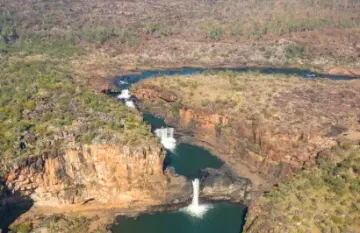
[
  {"left": 238, "top": 206, "right": 248, "bottom": 233},
  {"left": 0, "top": 183, "right": 34, "bottom": 233}
]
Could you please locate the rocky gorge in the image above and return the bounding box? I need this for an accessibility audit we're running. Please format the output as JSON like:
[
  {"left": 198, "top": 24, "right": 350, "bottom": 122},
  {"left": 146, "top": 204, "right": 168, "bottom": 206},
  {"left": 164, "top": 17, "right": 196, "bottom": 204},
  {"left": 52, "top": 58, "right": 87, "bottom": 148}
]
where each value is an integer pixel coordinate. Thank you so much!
[
  {"left": 0, "top": 106, "right": 253, "bottom": 232},
  {"left": 132, "top": 73, "right": 360, "bottom": 186},
  {"left": 130, "top": 71, "right": 360, "bottom": 232},
  {"left": 2, "top": 62, "right": 359, "bottom": 232},
  {"left": 1, "top": 0, "right": 360, "bottom": 231}
]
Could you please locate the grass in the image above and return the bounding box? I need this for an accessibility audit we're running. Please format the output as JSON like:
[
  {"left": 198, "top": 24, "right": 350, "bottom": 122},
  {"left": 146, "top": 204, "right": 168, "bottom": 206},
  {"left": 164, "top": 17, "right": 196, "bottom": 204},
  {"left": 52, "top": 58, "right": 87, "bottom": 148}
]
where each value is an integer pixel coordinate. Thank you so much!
[
  {"left": 206, "top": 22, "right": 224, "bottom": 41},
  {"left": 0, "top": 35, "right": 155, "bottom": 174},
  {"left": 132, "top": 71, "right": 360, "bottom": 179},
  {"left": 134, "top": 71, "right": 305, "bottom": 114},
  {"left": 10, "top": 215, "right": 107, "bottom": 233},
  {"left": 245, "top": 143, "right": 360, "bottom": 233},
  {"left": 133, "top": 71, "right": 360, "bottom": 232},
  {"left": 0, "top": 0, "right": 359, "bottom": 70}
]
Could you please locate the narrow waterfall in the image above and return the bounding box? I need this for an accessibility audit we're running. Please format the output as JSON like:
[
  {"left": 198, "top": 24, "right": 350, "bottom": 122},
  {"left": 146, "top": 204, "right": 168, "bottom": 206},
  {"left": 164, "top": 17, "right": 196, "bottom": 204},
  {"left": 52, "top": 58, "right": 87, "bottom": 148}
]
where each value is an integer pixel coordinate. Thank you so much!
[
  {"left": 154, "top": 127, "right": 176, "bottom": 151},
  {"left": 184, "top": 178, "right": 210, "bottom": 218},
  {"left": 192, "top": 179, "right": 200, "bottom": 207}
]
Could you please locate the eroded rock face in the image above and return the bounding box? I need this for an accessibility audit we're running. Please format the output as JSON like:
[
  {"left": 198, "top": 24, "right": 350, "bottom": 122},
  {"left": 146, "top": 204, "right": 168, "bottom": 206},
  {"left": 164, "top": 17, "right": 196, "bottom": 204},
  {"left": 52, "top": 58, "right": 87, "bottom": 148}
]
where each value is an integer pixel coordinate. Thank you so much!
[
  {"left": 155, "top": 166, "right": 253, "bottom": 206},
  {"left": 201, "top": 166, "right": 252, "bottom": 203},
  {"left": 132, "top": 77, "right": 360, "bottom": 185},
  {"left": 5, "top": 144, "right": 167, "bottom": 206}
]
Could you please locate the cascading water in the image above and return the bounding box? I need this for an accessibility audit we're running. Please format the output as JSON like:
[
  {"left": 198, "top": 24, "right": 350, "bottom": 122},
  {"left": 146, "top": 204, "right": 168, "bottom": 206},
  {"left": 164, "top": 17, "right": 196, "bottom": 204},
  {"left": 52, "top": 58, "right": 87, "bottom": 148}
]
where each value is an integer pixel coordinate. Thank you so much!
[
  {"left": 117, "top": 89, "right": 131, "bottom": 99},
  {"left": 154, "top": 127, "right": 176, "bottom": 151},
  {"left": 184, "top": 178, "right": 210, "bottom": 218},
  {"left": 117, "top": 89, "right": 135, "bottom": 108},
  {"left": 125, "top": 100, "right": 135, "bottom": 108},
  {"left": 192, "top": 178, "right": 200, "bottom": 207}
]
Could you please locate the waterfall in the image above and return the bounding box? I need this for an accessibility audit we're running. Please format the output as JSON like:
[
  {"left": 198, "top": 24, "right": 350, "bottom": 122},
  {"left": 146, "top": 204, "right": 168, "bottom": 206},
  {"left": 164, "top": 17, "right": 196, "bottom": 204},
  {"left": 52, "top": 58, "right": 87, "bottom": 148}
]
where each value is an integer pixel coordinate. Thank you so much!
[
  {"left": 154, "top": 128, "right": 176, "bottom": 151},
  {"left": 117, "top": 89, "right": 135, "bottom": 108},
  {"left": 184, "top": 178, "right": 210, "bottom": 218},
  {"left": 117, "top": 89, "right": 131, "bottom": 100},
  {"left": 192, "top": 179, "right": 200, "bottom": 207}
]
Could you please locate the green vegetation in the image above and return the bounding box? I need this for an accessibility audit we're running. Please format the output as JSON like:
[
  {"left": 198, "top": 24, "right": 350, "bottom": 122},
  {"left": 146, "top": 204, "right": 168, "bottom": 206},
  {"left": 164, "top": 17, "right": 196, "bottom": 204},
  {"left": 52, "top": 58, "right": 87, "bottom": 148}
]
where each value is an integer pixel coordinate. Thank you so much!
[
  {"left": 134, "top": 71, "right": 305, "bottom": 114},
  {"left": 246, "top": 142, "right": 360, "bottom": 233},
  {"left": 0, "top": 31, "right": 155, "bottom": 174},
  {"left": 206, "top": 22, "right": 224, "bottom": 41},
  {"left": 10, "top": 221, "right": 32, "bottom": 233},
  {"left": 10, "top": 215, "right": 107, "bottom": 233},
  {"left": 285, "top": 44, "right": 307, "bottom": 59},
  {"left": 0, "top": 0, "right": 359, "bottom": 70},
  {"left": 80, "top": 26, "right": 117, "bottom": 44}
]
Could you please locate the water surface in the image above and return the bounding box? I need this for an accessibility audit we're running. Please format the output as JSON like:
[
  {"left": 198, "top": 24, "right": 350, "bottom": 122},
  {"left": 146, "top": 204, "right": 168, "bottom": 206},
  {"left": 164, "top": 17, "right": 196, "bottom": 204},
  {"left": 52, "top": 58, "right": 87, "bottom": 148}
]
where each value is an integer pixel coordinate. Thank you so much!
[
  {"left": 143, "top": 112, "right": 223, "bottom": 178},
  {"left": 111, "top": 203, "right": 247, "bottom": 233},
  {"left": 114, "top": 67, "right": 356, "bottom": 90}
]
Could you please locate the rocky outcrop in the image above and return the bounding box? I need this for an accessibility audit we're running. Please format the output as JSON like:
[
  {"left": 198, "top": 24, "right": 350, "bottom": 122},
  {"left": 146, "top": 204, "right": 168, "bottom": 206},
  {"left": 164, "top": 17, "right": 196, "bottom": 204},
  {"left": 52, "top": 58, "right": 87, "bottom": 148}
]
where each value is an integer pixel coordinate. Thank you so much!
[
  {"left": 4, "top": 144, "right": 168, "bottom": 207},
  {"left": 201, "top": 166, "right": 253, "bottom": 203},
  {"left": 161, "top": 166, "right": 253, "bottom": 206}
]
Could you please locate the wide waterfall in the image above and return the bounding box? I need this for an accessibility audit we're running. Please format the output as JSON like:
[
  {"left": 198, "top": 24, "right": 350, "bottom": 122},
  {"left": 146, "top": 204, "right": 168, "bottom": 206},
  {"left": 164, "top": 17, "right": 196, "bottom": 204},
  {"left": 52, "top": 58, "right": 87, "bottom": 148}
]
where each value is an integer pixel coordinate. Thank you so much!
[
  {"left": 117, "top": 89, "right": 131, "bottom": 99},
  {"left": 184, "top": 178, "right": 210, "bottom": 218},
  {"left": 154, "top": 127, "right": 176, "bottom": 151},
  {"left": 117, "top": 89, "right": 135, "bottom": 108}
]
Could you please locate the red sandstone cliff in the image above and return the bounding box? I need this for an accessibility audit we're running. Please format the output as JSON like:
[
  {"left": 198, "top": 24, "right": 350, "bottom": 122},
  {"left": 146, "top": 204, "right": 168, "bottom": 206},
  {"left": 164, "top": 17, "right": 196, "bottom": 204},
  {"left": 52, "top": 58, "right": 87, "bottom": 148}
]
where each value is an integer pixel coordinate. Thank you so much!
[
  {"left": 132, "top": 77, "right": 360, "bottom": 186},
  {"left": 3, "top": 144, "right": 174, "bottom": 208}
]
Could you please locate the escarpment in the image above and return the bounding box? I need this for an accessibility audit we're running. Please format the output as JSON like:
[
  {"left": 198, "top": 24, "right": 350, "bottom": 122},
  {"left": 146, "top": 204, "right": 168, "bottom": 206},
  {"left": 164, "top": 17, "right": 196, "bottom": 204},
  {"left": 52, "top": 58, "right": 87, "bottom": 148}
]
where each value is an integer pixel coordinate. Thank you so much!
[
  {"left": 4, "top": 144, "right": 167, "bottom": 206},
  {"left": 132, "top": 74, "right": 360, "bottom": 185},
  {"left": 0, "top": 58, "right": 189, "bottom": 214}
]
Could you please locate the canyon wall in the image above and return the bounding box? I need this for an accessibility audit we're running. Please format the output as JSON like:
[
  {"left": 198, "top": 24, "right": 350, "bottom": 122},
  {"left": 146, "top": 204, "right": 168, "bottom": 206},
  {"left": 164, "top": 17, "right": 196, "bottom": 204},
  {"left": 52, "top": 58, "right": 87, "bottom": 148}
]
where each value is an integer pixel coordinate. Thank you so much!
[
  {"left": 3, "top": 144, "right": 168, "bottom": 207},
  {"left": 132, "top": 79, "right": 360, "bottom": 186},
  {"left": 132, "top": 86, "right": 295, "bottom": 185}
]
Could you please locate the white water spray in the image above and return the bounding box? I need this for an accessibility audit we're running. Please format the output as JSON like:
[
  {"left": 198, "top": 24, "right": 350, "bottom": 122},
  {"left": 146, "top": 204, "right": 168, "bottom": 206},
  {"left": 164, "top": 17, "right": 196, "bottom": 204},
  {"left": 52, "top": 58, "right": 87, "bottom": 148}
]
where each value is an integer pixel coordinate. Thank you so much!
[
  {"left": 154, "top": 127, "right": 176, "bottom": 151},
  {"left": 117, "top": 89, "right": 131, "bottom": 100},
  {"left": 125, "top": 100, "right": 136, "bottom": 108},
  {"left": 118, "top": 80, "right": 128, "bottom": 85},
  {"left": 184, "top": 178, "right": 210, "bottom": 218},
  {"left": 117, "top": 89, "right": 135, "bottom": 108},
  {"left": 192, "top": 178, "right": 200, "bottom": 207}
]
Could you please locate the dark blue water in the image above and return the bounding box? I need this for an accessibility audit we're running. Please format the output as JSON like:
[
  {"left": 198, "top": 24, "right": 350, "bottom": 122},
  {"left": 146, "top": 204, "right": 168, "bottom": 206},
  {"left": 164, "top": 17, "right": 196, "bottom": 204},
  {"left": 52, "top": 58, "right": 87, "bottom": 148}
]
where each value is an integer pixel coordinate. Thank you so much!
[
  {"left": 114, "top": 67, "right": 356, "bottom": 90},
  {"left": 111, "top": 203, "right": 247, "bottom": 233}
]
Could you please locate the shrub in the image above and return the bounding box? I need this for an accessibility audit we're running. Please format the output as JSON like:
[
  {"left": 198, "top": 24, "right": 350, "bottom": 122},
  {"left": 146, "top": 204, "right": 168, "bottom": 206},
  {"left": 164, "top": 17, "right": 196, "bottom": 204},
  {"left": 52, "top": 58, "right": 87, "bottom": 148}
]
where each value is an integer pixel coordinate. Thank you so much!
[
  {"left": 11, "top": 221, "right": 32, "bottom": 233},
  {"left": 248, "top": 22, "right": 267, "bottom": 39},
  {"left": 285, "top": 44, "right": 307, "bottom": 59},
  {"left": 121, "top": 28, "right": 140, "bottom": 46},
  {"left": 231, "top": 24, "right": 243, "bottom": 37},
  {"left": 206, "top": 23, "right": 223, "bottom": 41},
  {"left": 145, "top": 23, "right": 173, "bottom": 37},
  {"left": 81, "top": 26, "right": 117, "bottom": 44}
]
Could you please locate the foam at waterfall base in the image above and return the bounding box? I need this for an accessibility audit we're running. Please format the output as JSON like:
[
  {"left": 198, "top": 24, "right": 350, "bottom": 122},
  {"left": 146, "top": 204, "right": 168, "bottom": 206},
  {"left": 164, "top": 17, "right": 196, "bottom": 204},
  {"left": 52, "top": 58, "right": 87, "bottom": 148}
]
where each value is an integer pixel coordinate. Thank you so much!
[
  {"left": 125, "top": 100, "right": 135, "bottom": 108},
  {"left": 160, "top": 137, "right": 176, "bottom": 151},
  {"left": 182, "top": 178, "right": 210, "bottom": 218},
  {"left": 183, "top": 203, "right": 211, "bottom": 218}
]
